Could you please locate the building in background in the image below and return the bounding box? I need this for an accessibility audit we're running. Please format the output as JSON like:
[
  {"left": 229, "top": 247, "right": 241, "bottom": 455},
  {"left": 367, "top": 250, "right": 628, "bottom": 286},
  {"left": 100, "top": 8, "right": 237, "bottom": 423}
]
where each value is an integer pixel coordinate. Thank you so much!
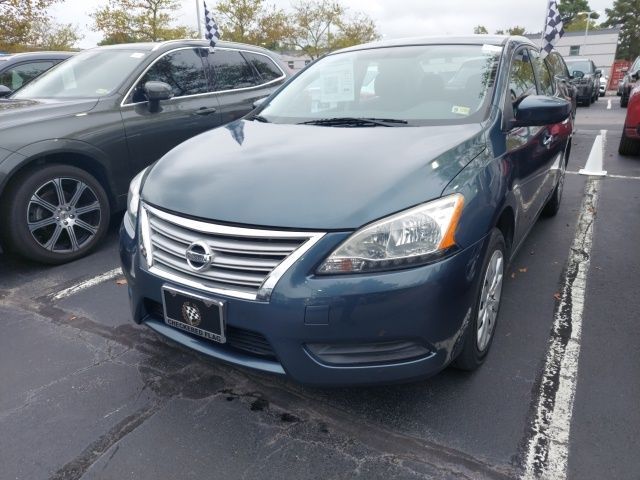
[
  {"left": 526, "top": 27, "right": 621, "bottom": 77},
  {"left": 278, "top": 53, "right": 312, "bottom": 71}
]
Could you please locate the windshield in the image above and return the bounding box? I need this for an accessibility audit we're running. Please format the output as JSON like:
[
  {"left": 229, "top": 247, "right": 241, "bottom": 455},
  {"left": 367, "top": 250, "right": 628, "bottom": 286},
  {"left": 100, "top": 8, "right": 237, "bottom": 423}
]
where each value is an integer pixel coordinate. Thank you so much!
[
  {"left": 565, "top": 60, "right": 593, "bottom": 74},
  {"left": 258, "top": 44, "right": 502, "bottom": 126},
  {"left": 13, "top": 49, "right": 150, "bottom": 99}
]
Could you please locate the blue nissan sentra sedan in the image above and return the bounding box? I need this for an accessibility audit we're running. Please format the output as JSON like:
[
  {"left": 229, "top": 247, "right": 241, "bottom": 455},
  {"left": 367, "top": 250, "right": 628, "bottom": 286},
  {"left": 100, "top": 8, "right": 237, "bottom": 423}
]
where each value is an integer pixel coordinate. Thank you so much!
[{"left": 120, "top": 35, "right": 573, "bottom": 386}]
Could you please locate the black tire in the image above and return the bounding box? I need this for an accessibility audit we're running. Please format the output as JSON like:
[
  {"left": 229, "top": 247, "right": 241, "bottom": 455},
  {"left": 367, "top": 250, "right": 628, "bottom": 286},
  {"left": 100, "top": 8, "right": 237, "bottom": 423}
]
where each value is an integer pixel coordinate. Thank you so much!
[
  {"left": 619, "top": 130, "right": 640, "bottom": 156},
  {"left": 621, "top": 93, "right": 629, "bottom": 108},
  {"left": 453, "top": 228, "right": 506, "bottom": 371},
  {"left": 0, "top": 164, "right": 110, "bottom": 264}
]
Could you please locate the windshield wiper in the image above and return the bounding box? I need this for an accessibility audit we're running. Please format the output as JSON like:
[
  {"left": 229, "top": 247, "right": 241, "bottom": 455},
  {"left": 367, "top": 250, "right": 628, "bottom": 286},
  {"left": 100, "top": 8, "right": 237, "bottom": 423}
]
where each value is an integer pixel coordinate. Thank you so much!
[
  {"left": 249, "top": 114, "right": 270, "bottom": 123},
  {"left": 298, "top": 117, "right": 408, "bottom": 127}
]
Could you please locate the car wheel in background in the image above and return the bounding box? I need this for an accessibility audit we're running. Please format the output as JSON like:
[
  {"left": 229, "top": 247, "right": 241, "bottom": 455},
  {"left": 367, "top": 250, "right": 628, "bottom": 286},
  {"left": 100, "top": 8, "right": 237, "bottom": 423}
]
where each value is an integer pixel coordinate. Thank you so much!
[
  {"left": 0, "top": 164, "right": 110, "bottom": 264},
  {"left": 621, "top": 92, "right": 629, "bottom": 108},
  {"left": 453, "top": 228, "right": 505, "bottom": 371},
  {"left": 618, "top": 130, "right": 640, "bottom": 156}
]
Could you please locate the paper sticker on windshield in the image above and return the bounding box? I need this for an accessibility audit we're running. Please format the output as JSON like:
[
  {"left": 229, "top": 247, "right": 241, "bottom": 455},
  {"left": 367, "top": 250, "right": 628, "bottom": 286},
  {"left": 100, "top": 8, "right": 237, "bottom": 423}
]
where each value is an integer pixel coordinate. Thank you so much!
[
  {"left": 320, "top": 61, "right": 355, "bottom": 103},
  {"left": 452, "top": 105, "right": 471, "bottom": 116},
  {"left": 95, "top": 88, "right": 109, "bottom": 95},
  {"left": 130, "top": 52, "right": 145, "bottom": 58}
]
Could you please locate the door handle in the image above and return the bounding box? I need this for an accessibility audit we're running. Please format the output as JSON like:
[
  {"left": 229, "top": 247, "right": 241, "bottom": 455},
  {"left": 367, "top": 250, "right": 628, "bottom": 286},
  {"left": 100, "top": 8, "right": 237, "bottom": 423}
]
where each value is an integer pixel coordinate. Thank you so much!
[
  {"left": 194, "top": 107, "right": 217, "bottom": 115},
  {"left": 542, "top": 134, "right": 554, "bottom": 147}
]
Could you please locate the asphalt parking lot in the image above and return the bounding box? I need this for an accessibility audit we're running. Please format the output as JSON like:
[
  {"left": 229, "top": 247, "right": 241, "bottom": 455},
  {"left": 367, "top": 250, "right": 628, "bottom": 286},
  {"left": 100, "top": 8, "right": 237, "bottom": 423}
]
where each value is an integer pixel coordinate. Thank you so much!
[{"left": 1, "top": 95, "right": 639, "bottom": 480}]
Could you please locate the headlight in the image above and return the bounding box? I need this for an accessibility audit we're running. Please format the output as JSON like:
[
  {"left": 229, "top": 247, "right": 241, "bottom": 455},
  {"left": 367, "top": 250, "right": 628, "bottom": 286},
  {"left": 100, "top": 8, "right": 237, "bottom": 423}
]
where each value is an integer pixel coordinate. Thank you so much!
[
  {"left": 317, "top": 194, "right": 464, "bottom": 274},
  {"left": 125, "top": 167, "right": 148, "bottom": 229}
]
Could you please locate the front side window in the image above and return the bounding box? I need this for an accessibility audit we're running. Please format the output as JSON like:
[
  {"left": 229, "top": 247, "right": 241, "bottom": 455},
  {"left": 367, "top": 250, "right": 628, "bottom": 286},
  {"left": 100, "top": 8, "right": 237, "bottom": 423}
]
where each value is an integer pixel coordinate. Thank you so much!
[
  {"left": 546, "top": 53, "right": 569, "bottom": 80},
  {"left": 242, "top": 52, "right": 283, "bottom": 83},
  {"left": 569, "top": 46, "right": 580, "bottom": 56},
  {"left": 258, "top": 44, "right": 502, "bottom": 125},
  {"left": 13, "top": 50, "right": 148, "bottom": 99},
  {"left": 530, "top": 49, "right": 554, "bottom": 96},
  {"left": 508, "top": 48, "right": 537, "bottom": 102},
  {"left": 0, "top": 61, "right": 54, "bottom": 90},
  {"left": 132, "top": 48, "right": 208, "bottom": 102},
  {"left": 209, "top": 49, "right": 258, "bottom": 91}
]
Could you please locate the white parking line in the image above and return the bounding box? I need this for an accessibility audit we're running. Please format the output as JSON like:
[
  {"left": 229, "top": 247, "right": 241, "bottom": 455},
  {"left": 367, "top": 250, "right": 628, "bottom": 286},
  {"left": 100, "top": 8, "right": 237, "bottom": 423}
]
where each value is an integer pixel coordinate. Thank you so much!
[
  {"left": 579, "top": 129, "right": 607, "bottom": 176},
  {"left": 521, "top": 131, "right": 604, "bottom": 479},
  {"left": 607, "top": 99, "right": 612, "bottom": 110},
  {"left": 51, "top": 267, "right": 123, "bottom": 301}
]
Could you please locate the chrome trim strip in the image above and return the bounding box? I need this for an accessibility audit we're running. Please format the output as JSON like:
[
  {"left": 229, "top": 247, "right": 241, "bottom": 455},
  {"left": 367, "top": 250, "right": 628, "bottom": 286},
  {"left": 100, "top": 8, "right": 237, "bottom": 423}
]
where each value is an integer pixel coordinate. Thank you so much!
[
  {"left": 120, "top": 46, "right": 286, "bottom": 108},
  {"left": 149, "top": 266, "right": 258, "bottom": 300},
  {"left": 256, "top": 232, "right": 325, "bottom": 301},
  {"left": 144, "top": 204, "right": 317, "bottom": 239}
]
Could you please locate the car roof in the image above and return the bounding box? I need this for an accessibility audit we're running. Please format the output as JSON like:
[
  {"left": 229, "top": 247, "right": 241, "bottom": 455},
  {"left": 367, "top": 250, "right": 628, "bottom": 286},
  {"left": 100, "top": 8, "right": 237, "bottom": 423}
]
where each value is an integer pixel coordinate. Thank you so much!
[
  {"left": 332, "top": 35, "right": 534, "bottom": 55},
  {"left": 0, "top": 51, "right": 75, "bottom": 63},
  {"left": 93, "top": 39, "right": 279, "bottom": 57},
  {"left": 563, "top": 57, "right": 592, "bottom": 61}
]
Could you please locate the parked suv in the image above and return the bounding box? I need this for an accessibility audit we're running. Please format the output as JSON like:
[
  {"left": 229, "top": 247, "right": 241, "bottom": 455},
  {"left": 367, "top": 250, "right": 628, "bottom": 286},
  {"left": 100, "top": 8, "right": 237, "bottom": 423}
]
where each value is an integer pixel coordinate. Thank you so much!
[
  {"left": 0, "top": 40, "right": 289, "bottom": 263},
  {"left": 120, "top": 36, "right": 573, "bottom": 386},
  {"left": 564, "top": 57, "right": 601, "bottom": 105},
  {"left": 620, "top": 56, "right": 640, "bottom": 108},
  {"left": 0, "top": 51, "right": 74, "bottom": 96}
]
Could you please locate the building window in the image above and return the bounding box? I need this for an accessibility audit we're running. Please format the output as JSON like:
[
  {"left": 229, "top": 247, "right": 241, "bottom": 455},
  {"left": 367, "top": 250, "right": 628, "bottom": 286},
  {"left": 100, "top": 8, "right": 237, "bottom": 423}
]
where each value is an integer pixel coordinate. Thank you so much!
[
  {"left": 288, "top": 61, "right": 295, "bottom": 69},
  {"left": 569, "top": 45, "right": 580, "bottom": 56}
]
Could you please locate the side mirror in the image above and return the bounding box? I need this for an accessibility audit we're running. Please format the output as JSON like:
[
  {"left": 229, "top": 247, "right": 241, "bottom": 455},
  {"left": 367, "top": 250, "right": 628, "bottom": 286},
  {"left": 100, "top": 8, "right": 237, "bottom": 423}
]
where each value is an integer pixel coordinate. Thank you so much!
[
  {"left": 144, "top": 81, "right": 173, "bottom": 111},
  {"left": 252, "top": 97, "right": 269, "bottom": 109},
  {"left": 511, "top": 95, "right": 571, "bottom": 128},
  {"left": 632, "top": 71, "right": 640, "bottom": 81},
  {"left": 0, "top": 85, "right": 12, "bottom": 98},
  {"left": 572, "top": 70, "right": 585, "bottom": 79}
]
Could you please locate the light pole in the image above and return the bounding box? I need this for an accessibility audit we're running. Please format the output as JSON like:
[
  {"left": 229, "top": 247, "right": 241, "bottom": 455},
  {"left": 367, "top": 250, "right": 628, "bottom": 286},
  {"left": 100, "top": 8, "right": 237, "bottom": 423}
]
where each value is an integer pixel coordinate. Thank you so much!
[
  {"left": 576, "top": 10, "right": 599, "bottom": 55},
  {"left": 196, "top": 0, "right": 203, "bottom": 38}
]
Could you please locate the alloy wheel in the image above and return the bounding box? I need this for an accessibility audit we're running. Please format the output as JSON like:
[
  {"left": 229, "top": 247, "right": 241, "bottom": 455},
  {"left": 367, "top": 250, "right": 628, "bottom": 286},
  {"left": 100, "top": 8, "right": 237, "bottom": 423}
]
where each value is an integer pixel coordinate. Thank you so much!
[
  {"left": 476, "top": 249, "right": 504, "bottom": 352},
  {"left": 26, "top": 177, "right": 101, "bottom": 253}
]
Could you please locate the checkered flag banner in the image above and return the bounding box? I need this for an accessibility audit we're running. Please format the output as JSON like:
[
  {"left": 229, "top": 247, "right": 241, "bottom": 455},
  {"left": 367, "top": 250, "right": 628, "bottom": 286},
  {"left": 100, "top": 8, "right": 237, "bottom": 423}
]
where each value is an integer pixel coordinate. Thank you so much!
[
  {"left": 203, "top": 1, "right": 221, "bottom": 49},
  {"left": 541, "top": 0, "right": 565, "bottom": 59}
]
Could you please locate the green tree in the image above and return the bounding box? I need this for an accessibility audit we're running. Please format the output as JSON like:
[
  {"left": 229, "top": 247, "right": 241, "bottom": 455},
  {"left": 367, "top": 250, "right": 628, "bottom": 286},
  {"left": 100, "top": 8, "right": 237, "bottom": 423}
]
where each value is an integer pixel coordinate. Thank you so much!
[
  {"left": 507, "top": 26, "right": 526, "bottom": 35},
  {"left": 601, "top": 0, "right": 640, "bottom": 60},
  {"left": 289, "top": 0, "right": 379, "bottom": 59},
  {"left": 558, "top": 0, "right": 599, "bottom": 27},
  {"left": 92, "top": 0, "right": 198, "bottom": 44},
  {"left": 564, "top": 15, "right": 599, "bottom": 32},
  {"left": 473, "top": 25, "right": 489, "bottom": 34},
  {"left": 32, "top": 20, "right": 83, "bottom": 50},
  {"left": 0, "top": 0, "right": 61, "bottom": 52},
  {"left": 214, "top": 0, "right": 293, "bottom": 49}
]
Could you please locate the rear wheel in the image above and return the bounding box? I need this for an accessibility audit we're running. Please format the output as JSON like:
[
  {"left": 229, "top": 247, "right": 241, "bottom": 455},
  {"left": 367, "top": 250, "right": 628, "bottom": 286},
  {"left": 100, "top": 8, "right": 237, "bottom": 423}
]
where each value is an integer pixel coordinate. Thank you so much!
[
  {"left": 542, "top": 153, "right": 567, "bottom": 217},
  {"left": 619, "top": 130, "right": 640, "bottom": 156},
  {"left": 453, "top": 229, "right": 505, "bottom": 371},
  {"left": 0, "top": 164, "right": 110, "bottom": 264}
]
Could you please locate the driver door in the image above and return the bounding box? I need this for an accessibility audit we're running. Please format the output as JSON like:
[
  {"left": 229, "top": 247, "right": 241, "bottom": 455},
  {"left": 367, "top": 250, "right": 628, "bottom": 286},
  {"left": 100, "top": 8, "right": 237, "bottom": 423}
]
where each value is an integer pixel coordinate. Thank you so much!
[{"left": 120, "top": 47, "right": 222, "bottom": 173}]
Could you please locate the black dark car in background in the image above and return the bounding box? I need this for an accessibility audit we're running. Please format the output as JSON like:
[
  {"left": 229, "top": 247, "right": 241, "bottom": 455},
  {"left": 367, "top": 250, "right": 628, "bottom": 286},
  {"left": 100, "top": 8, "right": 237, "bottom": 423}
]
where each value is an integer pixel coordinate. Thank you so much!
[
  {"left": 564, "top": 57, "right": 601, "bottom": 106},
  {"left": 0, "top": 51, "right": 74, "bottom": 96},
  {"left": 0, "top": 40, "right": 289, "bottom": 264}
]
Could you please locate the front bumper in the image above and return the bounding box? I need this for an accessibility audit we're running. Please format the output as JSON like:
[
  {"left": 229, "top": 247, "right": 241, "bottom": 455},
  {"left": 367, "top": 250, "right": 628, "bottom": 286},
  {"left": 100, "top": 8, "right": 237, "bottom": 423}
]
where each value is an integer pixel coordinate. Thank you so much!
[{"left": 120, "top": 221, "right": 488, "bottom": 386}]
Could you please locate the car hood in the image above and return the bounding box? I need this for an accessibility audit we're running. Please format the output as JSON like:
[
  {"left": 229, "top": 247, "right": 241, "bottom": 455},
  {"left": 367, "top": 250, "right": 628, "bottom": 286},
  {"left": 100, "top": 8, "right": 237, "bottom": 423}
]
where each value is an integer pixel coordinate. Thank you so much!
[
  {"left": 0, "top": 97, "right": 99, "bottom": 131},
  {"left": 142, "top": 120, "right": 486, "bottom": 230}
]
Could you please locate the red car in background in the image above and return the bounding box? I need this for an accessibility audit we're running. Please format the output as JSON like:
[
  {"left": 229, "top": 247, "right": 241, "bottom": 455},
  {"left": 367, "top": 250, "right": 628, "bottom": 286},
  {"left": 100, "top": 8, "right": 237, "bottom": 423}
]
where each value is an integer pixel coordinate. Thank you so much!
[{"left": 619, "top": 85, "right": 640, "bottom": 155}]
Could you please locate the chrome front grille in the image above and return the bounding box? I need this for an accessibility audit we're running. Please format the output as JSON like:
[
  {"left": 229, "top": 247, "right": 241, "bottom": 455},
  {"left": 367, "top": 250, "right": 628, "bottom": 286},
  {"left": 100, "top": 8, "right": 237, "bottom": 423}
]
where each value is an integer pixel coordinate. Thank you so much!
[{"left": 140, "top": 204, "right": 324, "bottom": 301}]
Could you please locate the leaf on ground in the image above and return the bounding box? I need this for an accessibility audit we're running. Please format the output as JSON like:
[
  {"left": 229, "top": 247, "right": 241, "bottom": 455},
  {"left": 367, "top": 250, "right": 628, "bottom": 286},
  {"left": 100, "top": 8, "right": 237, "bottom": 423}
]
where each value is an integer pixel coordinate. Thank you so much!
[
  {"left": 69, "top": 316, "right": 77, "bottom": 321},
  {"left": 518, "top": 267, "right": 528, "bottom": 273},
  {"left": 511, "top": 272, "right": 516, "bottom": 279},
  {"left": 115, "top": 278, "right": 127, "bottom": 286},
  {"left": 553, "top": 292, "right": 561, "bottom": 301}
]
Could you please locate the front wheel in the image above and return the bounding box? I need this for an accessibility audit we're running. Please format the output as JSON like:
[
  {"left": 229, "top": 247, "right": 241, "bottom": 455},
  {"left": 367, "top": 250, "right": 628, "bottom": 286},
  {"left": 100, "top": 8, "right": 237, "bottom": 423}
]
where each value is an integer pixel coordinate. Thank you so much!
[
  {"left": 0, "top": 164, "right": 111, "bottom": 264},
  {"left": 453, "top": 229, "right": 506, "bottom": 371}
]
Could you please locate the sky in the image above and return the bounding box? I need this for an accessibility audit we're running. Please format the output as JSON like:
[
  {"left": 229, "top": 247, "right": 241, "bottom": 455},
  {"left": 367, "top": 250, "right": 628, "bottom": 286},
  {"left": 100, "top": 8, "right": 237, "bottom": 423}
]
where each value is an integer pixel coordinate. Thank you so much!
[{"left": 50, "top": 0, "right": 615, "bottom": 49}]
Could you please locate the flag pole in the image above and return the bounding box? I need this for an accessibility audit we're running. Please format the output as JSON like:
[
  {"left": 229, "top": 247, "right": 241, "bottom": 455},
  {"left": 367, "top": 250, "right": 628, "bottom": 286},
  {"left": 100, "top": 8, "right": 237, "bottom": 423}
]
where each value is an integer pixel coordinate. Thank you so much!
[{"left": 196, "top": 0, "right": 203, "bottom": 38}]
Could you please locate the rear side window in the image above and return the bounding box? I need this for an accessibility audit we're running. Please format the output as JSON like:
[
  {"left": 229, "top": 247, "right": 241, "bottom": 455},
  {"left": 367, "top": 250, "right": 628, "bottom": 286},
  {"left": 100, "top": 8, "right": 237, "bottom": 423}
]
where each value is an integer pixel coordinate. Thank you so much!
[
  {"left": 209, "top": 49, "right": 258, "bottom": 91},
  {"left": 0, "top": 61, "right": 54, "bottom": 90},
  {"left": 242, "top": 52, "right": 283, "bottom": 83},
  {"left": 508, "top": 48, "right": 536, "bottom": 102},
  {"left": 530, "top": 49, "right": 554, "bottom": 96},
  {"left": 134, "top": 48, "right": 208, "bottom": 100}
]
